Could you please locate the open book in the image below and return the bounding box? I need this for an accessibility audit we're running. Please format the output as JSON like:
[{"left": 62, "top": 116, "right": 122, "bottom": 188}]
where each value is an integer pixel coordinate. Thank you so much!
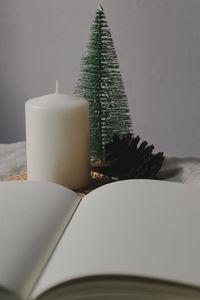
[{"left": 1, "top": 179, "right": 200, "bottom": 300}]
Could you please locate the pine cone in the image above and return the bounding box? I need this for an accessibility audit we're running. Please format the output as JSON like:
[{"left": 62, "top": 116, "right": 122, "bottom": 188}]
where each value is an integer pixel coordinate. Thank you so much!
[{"left": 91, "top": 134, "right": 165, "bottom": 180}]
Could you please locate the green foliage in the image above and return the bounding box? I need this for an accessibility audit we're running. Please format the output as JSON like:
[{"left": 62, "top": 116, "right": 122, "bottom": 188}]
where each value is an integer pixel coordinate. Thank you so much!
[{"left": 74, "top": 4, "right": 133, "bottom": 161}]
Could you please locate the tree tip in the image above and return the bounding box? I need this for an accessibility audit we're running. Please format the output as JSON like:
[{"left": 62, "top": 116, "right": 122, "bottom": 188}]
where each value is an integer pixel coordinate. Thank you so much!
[{"left": 97, "top": 2, "right": 103, "bottom": 11}]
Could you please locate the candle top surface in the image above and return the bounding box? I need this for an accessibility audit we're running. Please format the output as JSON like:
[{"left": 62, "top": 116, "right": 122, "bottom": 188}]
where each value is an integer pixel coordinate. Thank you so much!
[{"left": 26, "top": 93, "right": 88, "bottom": 109}]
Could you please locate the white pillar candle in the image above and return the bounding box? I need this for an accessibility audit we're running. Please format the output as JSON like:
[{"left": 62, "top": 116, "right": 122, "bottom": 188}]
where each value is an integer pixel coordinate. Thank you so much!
[{"left": 25, "top": 81, "right": 90, "bottom": 190}]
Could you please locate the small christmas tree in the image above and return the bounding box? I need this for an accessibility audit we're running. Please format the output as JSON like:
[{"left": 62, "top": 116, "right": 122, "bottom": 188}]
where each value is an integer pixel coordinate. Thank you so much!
[{"left": 74, "top": 4, "right": 133, "bottom": 161}]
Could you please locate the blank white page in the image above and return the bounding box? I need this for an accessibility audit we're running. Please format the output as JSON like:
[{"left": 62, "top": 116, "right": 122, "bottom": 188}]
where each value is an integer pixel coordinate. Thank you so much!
[
  {"left": 0, "top": 180, "right": 80, "bottom": 299},
  {"left": 32, "top": 179, "right": 200, "bottom": 298}
]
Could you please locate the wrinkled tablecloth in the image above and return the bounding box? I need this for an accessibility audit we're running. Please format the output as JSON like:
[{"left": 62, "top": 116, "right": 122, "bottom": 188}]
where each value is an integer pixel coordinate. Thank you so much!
[{"left": 0, "top": 141, "right": 26, "bottom": 181}]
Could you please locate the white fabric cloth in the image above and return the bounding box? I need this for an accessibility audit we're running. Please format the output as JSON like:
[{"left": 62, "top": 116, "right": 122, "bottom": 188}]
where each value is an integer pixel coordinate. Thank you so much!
[
  {"left": 0, "top": 141, "right": 200, "bottom": 187},
  {"left": 0, "top": 141, "right": 26, "bottom": 181},
  {"left": 158, "top": 156, "right": 200, "bottom": 187}
]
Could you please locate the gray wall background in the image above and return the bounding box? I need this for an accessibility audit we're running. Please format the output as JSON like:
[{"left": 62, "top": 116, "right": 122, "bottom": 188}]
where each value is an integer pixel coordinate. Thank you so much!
[{"left": 0, "top": 0, "right": 200, "bottom": 156}]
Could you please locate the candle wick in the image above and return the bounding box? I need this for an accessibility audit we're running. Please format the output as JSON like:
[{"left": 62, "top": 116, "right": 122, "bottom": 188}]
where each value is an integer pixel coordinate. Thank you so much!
[{"left": 55, "top": 80, "right": 59, "bottom": 94}]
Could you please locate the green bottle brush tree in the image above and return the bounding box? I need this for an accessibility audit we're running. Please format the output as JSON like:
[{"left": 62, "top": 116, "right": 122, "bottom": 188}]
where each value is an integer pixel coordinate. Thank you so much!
[{"left": 74, "top": 4, "right": 133, "bottom": 162}]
